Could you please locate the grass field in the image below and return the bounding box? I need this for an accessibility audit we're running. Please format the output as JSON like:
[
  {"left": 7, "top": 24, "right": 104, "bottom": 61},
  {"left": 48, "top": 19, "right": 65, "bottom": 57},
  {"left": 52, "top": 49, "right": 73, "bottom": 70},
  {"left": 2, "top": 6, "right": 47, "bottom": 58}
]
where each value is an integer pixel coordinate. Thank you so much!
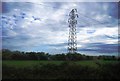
[
  {"left": 3, "top": 60, "right": 119, "bottom": 68},
  {"left": 2, "top": 60, "right": 120, "bottom": 80}
]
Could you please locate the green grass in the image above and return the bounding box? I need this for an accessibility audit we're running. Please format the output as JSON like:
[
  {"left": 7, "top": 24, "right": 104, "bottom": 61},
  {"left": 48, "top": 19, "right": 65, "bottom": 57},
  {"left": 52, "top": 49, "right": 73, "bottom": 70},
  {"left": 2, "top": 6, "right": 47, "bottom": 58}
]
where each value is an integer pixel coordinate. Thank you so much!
[
  {"left": 3, "top": 60, "right": 119, "bottom": 68},
  {"left": 75, "top": 60, "right": 119, "bottom": 67},
  {"left": 3, "top": 60, "right": 64, "bottom": 68}
]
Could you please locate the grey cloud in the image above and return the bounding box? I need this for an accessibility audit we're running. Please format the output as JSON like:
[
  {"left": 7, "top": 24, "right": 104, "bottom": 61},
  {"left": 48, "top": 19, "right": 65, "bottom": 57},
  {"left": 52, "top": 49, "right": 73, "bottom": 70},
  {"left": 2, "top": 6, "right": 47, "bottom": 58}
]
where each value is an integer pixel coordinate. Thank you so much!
[{"left": 78, "top": 43, "right": 118, "bottom": 53}]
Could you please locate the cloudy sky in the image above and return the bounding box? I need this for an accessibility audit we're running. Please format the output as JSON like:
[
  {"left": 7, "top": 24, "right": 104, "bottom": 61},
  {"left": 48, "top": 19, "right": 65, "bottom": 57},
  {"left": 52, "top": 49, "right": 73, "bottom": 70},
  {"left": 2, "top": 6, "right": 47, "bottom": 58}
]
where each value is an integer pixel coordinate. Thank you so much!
[{"left": 1, "top": 1, "right": 119, "bottom": 56}]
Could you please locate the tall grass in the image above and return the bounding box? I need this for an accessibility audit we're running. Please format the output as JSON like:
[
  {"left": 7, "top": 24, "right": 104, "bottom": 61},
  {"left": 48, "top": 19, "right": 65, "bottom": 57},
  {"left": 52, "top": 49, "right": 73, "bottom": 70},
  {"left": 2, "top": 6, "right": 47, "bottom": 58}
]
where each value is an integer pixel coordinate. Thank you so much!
[{"left": 2, "top": 61, "right": 120, "bottom": 80}]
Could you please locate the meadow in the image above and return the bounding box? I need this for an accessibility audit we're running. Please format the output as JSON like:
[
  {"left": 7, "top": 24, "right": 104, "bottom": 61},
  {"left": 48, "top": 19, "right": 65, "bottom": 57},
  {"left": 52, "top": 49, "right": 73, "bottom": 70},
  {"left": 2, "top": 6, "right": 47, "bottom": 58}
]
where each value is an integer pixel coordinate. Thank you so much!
[
  {"left": 2, "top": 60, "right": 120, "bottom": 80},
  {"left": 3, "top": 60, "right": 118, "bottom": 68},
  {"left": 2, "top": 50, "right": 120, "bottom": 80}
]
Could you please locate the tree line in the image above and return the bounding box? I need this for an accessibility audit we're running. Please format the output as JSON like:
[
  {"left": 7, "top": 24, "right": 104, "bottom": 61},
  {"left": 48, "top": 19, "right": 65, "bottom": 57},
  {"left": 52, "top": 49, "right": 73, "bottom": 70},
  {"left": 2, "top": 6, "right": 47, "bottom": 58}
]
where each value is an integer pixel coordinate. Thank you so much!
[{"left": 1, "top": 49, "right": 119, "bottom": 61}]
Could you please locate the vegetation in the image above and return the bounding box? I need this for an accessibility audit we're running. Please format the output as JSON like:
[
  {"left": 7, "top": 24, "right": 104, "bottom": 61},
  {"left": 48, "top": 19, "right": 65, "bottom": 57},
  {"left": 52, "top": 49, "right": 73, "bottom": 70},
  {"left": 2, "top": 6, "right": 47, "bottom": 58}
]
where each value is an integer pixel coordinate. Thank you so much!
[
  {"left": 2, "top": 61, "right": 120, "bottom": 80},
  {"left": 3, "top": 60, "right": 118, "bottom": 68},
  {"left": 2, "top": 49, "right": 119, "bottom": 61},
  {"left": 1, "top": 49, "right": 120, "bottom": 80}
]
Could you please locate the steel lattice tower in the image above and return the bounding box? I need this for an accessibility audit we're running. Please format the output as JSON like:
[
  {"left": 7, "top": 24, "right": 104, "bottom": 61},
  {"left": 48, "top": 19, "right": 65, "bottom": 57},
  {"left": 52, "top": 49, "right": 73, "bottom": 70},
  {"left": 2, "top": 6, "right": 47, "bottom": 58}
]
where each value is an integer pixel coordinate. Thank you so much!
[{"left": 68, "top": 9, "right": 78, "bottom": 54}]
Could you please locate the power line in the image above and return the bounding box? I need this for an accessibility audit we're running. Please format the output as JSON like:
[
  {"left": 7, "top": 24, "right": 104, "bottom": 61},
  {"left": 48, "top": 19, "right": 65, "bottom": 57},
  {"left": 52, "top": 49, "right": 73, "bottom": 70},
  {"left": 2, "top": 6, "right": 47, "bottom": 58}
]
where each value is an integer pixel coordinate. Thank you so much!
[
  {"left": 2, "top": 2, "right": 111, "bottom": 30},
  {"left": 26, "top": 2, "right": 110, "bottom": 27},
  {"left": 77, "top": 12, "right": 108, "bottom": 27},
  {"left": 26, "top": 2, "right": 68, "bottom": 10}
]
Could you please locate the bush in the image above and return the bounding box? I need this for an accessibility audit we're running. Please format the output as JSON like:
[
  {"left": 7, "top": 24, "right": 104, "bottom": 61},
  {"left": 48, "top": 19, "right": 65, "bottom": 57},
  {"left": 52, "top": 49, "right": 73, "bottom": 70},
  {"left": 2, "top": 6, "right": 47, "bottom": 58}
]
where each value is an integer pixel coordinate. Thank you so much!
[{"left": 2, "top": 62, "right": 120, "bottom": 80}]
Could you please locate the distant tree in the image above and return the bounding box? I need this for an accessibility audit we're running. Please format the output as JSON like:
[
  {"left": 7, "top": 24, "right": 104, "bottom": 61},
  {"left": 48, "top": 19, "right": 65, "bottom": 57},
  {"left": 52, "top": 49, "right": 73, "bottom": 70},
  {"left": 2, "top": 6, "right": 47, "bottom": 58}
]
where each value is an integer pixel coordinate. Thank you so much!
[
  {"left": 26, "top": 52, "right": 38, "bottom": 60},
  {"left": 2, "top": 49, "right": 12, "bottom": 60},
  {"left": 2, "top": 49, "right": 118, "bottom": 61},
  {"left": 50, "top": 54, "right": 66, "bottom": 60}
]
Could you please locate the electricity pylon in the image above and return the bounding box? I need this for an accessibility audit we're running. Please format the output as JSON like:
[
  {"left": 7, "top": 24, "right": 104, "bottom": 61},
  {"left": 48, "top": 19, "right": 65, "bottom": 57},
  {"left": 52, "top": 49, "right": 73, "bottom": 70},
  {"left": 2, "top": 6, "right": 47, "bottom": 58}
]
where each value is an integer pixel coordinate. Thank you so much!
[{"left": 68, "top": 9, "right": 78, "bottom": 54}]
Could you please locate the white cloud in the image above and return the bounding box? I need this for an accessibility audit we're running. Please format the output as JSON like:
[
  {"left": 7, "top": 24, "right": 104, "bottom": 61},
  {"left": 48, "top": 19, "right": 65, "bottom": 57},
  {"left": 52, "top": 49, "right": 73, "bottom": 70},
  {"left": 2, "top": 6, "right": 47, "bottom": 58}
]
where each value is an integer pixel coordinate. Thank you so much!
[
  {"left": 93, "top": 27, "right": 118, "bottom": 36},
  {"left": 76, "top": 26, "right": 118, "bottom": 46},
  {"left": 2, "top": 0, "right": 119, "bottom": 2},
  {"left": 2, "top": 2, "right": 118, "bottom": 55}
]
